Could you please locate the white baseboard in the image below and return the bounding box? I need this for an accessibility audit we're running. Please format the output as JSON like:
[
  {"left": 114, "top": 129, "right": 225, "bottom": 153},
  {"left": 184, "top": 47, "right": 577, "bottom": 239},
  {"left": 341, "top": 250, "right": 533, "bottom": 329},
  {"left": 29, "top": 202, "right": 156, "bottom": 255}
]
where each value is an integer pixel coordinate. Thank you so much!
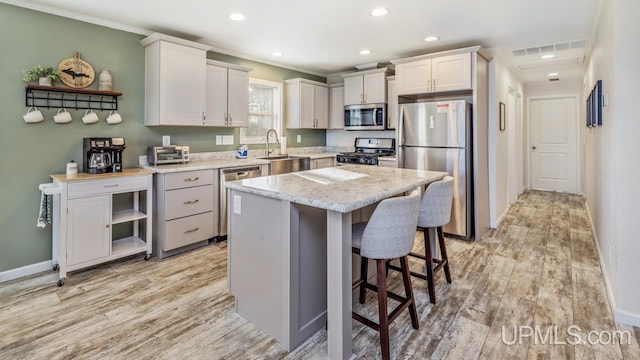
[
  {"left": 0, "top": 260, "right": 52, "bottom": 283},
  {"left": 491, "top": 203, "right": 510, "bottom": 229},
  {"left": 614, "top": 309, "right": 640, "bottom": 327}
]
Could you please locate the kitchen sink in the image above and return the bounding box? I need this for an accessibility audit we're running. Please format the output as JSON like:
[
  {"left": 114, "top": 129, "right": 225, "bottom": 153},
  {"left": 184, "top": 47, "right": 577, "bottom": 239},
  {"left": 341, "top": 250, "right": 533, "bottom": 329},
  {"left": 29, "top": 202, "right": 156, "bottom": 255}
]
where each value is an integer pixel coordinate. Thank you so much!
[{"left": 259, "top": 155, "right": 311, "bottom": 174}]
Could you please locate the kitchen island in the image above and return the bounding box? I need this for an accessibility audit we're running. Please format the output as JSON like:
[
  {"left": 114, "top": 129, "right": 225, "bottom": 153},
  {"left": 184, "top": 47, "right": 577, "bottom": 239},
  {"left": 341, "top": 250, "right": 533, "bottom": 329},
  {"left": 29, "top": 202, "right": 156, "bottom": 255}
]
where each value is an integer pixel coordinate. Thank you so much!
[{"left": 225, "top": 165, "right": 447, "bottom": 360}]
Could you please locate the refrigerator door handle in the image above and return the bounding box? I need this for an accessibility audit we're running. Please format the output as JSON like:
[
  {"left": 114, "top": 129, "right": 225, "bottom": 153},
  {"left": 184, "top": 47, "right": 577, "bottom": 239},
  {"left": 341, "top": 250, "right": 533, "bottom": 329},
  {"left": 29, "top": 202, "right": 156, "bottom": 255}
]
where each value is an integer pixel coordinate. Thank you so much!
[{"left": 398, "top": 105, "right": 405, "bottom": 146}]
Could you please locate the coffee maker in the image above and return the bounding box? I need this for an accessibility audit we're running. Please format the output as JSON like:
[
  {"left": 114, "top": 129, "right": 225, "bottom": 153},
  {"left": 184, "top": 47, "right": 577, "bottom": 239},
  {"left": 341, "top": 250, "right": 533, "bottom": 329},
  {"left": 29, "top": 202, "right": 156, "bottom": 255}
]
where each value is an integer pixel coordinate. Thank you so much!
[{"left": 83, "top": 137, "right": 125, "bottom": 174}]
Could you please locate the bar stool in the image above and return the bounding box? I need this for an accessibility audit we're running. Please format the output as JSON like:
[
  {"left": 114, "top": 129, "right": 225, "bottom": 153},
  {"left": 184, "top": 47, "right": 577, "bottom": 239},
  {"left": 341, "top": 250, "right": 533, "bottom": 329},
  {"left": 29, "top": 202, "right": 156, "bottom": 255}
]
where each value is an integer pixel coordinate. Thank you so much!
[
  {"left": 410, "top": 176, "right": 454, "bottom": 304},
  {"left": 352, "top": 189, "right": 421, "bottom": 360}
]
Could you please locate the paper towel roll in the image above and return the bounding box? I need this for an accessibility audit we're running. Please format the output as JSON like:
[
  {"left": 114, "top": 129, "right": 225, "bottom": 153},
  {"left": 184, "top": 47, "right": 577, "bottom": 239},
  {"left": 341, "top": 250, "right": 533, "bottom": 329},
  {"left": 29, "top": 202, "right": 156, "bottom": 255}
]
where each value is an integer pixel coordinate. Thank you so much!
[{"left": 280, "top": 136, "right": 287, "bottom": 154}]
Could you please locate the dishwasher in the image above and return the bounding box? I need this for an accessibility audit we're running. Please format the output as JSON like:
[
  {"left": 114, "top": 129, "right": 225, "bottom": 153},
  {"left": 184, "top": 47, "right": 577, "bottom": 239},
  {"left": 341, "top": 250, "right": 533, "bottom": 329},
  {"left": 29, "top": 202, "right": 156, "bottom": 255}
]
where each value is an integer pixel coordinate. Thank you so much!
[{"left": 218, "top": 165, "right": 264, "bottom": 240}]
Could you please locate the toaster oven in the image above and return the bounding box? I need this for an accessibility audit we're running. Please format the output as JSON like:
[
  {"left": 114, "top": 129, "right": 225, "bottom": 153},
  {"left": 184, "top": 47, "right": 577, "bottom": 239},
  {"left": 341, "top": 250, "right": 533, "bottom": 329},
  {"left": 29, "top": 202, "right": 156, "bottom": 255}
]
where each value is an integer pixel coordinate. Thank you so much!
[{"left": 147, "top": 145, "right": 190, "bottom": 165}]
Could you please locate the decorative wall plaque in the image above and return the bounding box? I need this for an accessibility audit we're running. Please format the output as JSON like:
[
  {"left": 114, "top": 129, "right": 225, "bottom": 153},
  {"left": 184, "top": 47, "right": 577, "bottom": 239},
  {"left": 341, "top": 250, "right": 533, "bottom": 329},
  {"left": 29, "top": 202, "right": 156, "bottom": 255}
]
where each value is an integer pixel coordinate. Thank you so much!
[{"left": 57, "top": 52, "right": 95, "bottom": 88}]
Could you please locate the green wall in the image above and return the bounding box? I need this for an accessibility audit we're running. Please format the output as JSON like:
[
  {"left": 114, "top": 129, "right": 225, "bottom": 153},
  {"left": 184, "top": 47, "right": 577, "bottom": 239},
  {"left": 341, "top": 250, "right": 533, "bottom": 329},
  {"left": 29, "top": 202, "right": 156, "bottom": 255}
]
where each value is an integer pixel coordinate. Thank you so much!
[{"left": 0, "top": 3, "right": 326, "bottom": 272}]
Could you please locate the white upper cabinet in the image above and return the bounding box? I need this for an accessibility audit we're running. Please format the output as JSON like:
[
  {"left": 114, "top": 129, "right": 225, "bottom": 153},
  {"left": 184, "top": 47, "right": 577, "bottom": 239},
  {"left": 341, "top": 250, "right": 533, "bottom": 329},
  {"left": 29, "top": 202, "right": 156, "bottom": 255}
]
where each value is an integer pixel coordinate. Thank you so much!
[
  {"left": 141, "top": 33, "right": 211, "bottom": 126},
  {"left": 205, "top": 60, "right": 251, "bottom": 127},
  {"left": 342, "top": 69, "right": 389, "bottom": 105},
  {"left": 329, "top": 84, "right": 344, "bottom": 129},
  {"left": 285, "top": 78, "right": 329, "bottom": 129},
  {"left": 431, "top": 53, "right": 472, "bottom": 92},
  {"left": 394, "top": 52, "right": 471, "bottom": 96}
]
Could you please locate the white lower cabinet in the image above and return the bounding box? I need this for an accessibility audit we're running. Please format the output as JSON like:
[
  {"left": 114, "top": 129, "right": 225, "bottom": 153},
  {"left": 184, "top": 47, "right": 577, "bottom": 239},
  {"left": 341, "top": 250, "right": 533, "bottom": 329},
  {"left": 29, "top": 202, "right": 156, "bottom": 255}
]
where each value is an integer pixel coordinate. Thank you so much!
[
  {"left": 154, "top": 169, "right": 217, "bottom": 259},
  {"left": 66, "top": 196, "right": 111, "bottom": 266},
  {"left": 51, "top": 170, "right": 154, "bottom": 286},
  {"left": 311, "top": 157, "right": 335, "bottom": 169}
]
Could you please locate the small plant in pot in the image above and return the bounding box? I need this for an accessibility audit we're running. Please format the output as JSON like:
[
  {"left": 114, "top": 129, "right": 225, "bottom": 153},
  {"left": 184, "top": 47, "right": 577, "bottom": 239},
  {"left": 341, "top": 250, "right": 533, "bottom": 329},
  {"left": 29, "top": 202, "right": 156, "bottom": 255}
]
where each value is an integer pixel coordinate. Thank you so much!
[{"left": 22, "top": 65, "right": 61, "bottom": 86}]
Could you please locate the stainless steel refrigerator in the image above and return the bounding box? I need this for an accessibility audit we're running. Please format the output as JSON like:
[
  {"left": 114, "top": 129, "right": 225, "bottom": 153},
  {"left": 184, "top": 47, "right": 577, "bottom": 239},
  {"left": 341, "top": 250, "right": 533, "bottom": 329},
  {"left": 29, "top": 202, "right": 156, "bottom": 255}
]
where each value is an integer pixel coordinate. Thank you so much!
[{"left": 398, "top": 100, "right": 473, "bottom": 239}]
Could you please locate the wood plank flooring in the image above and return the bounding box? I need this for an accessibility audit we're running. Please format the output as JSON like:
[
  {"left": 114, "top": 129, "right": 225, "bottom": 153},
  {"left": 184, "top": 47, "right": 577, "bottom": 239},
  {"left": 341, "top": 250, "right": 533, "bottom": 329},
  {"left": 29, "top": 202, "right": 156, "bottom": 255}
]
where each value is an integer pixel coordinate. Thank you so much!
[{"left": 1, "top": 190, "right": 639, "bottom": 359}]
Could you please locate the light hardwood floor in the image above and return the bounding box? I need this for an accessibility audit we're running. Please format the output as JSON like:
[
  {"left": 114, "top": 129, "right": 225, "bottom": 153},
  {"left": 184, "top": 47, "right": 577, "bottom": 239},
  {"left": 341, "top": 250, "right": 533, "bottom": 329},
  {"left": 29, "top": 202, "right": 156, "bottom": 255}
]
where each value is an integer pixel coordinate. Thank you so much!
[{"left": 1, "top": 190, "right": 639, "bottom": 359}]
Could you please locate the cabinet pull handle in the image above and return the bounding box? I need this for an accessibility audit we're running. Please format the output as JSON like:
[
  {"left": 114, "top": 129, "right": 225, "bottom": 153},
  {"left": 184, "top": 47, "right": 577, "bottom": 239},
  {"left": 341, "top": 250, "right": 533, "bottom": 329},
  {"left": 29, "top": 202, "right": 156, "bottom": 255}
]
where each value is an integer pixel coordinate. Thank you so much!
[
  {"left": 184, "top": 177, "right": 199, "bottom": 182},
  {"left": 104, "top": 184, "right": 119, "bottom": 188},
  {"left": 433, "top": 79, "right": 436, "bottom": 91},
  {"left": 184, "top": 199, "right": 199, "bottom": 204},
  {"left": 427, "top": 79, "right": 431, "bottom": 92},
  {"left": 184, "top": 227, "right": 199, "bottom": 233},
  {"left": 237, "top": 172, "right": 249, "bottom": 177},
  {"left": 229, "top": 114, "right": 232, "bottom": 125},
  {"left": 203, "top": 111, "right": 206, "bottom": 125}
]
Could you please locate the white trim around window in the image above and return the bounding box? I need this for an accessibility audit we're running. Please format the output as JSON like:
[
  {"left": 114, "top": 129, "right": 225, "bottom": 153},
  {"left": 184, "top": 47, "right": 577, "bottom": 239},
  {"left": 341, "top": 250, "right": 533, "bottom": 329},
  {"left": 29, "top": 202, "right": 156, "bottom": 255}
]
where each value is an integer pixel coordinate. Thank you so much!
[{"left": 240, "top": 78, "right": 283, "bottom": 144}]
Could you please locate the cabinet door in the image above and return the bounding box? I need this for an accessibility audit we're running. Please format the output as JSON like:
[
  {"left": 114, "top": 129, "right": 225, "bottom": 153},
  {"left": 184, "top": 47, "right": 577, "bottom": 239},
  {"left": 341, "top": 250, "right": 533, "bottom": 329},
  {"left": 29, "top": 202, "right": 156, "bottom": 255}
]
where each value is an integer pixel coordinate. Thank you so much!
[
  {"left": 300, "top": 82, "right": 316, "bottom": 128},
  {"left": 314, "top": 85, "right": 329, "bottom": 129},
  {"left": 431, "top": 53, "right": 472, "bottom": 92},
  {"left": 67, "top": 195, "right": 110, "bottom": 266},
  {"left": 343, "top": 76, "right": 363, "bottom": 105},
  {"left": 329, "top": 86, "right": 344, "bottom": 129},
  {"left": 363, "top": 72, "right": 386, "bottom": 104},
  {"left": 205, "top": 64, "right": 228, "bottom": 126},
  {"left": 312, "top": 157, "right": 335, "bottom": 169},
  {"left": 160, "top": 42, "right": 206, "bottom": 125},
  {"left": 227, "top": 69, "right": 249, "bottom": 127},
  {"left": 396, "top": 59, "right": 431, "bottom": 95},
  {"left": 387, "top": 78, "right": 398, "bottom": 129}
]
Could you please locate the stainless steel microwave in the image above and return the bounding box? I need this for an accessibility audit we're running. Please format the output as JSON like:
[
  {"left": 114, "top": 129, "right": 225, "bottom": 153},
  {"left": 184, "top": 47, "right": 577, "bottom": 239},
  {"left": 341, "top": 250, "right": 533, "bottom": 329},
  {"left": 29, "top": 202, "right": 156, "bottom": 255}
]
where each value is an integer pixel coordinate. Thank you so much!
[{"left": 344, "top": 103, "right": 386, "bottom": 130}]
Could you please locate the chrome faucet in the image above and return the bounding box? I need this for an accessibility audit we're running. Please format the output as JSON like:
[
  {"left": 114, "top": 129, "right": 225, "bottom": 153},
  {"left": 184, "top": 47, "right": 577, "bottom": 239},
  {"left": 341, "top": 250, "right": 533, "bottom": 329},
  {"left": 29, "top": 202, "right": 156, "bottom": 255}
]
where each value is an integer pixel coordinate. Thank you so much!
[{"left": 265, "top": 128, "right": 280, "bottom": 157}]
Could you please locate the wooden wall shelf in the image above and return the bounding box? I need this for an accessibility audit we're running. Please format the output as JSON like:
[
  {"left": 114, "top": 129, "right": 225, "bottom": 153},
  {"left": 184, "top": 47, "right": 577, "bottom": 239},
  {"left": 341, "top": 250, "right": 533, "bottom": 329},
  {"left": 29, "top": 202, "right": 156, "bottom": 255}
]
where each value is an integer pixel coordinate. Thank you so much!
[{"left": 25, "top": 84, "right": 123, "bottom": 111}]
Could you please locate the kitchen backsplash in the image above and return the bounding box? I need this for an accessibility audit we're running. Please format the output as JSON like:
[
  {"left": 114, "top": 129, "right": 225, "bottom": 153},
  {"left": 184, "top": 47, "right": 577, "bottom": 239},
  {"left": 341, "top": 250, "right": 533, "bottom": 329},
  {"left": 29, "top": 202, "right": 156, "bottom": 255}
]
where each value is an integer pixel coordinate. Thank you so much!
[{"left": 138, "top": 146, "right": 351, "bottom": 166}]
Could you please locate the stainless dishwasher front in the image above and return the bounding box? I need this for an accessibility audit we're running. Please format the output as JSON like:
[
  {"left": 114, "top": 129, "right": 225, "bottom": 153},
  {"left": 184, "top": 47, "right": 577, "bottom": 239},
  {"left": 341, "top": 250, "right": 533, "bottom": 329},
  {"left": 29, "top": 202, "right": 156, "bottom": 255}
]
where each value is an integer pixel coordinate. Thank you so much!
[{"left": 218, "top": 166, "right": 263, "bottom": 239}]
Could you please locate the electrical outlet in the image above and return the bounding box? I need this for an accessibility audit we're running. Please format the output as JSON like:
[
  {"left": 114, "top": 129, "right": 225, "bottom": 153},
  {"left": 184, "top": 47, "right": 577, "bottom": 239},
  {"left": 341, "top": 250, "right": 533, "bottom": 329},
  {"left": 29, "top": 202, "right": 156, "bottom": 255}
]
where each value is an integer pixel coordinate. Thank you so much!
[
  {"left": 297, "top": 135, "right": 301, "bottom": 143},
  {"left": 216, "top": 135, "right": 223, "bottom": 145},
  {"left": 162, "top": 135, "right": 170, "bottom": 146}
]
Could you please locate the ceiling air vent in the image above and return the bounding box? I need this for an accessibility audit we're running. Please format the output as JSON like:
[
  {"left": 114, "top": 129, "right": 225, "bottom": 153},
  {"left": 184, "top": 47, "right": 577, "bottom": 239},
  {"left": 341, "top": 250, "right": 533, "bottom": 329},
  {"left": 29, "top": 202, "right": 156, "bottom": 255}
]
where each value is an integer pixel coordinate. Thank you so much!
[{"left": 512, "top": 39, "right": 588, "bottom": 57}]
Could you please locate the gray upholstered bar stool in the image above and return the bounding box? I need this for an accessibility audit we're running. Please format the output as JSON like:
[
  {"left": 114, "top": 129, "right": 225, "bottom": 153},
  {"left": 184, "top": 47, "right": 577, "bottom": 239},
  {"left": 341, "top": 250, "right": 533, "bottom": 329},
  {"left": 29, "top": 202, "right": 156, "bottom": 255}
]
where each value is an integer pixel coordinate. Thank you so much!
[
  {"left": 352, "top": 189, "right": 421, "bottom": 360},
  {"left": 410, "top": 175, "right": 454, "bottom": 304}
]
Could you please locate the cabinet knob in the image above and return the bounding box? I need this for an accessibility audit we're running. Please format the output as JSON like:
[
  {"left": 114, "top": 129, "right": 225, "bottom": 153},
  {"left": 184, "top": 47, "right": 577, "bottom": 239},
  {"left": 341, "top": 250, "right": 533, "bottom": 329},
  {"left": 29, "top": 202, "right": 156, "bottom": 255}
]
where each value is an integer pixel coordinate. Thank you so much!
[
  {"left": 106, "top": 224, "right": 110, "bottom": 228},
  {"left": 532, "top": 146, "right": 537, "bottom": 150}
]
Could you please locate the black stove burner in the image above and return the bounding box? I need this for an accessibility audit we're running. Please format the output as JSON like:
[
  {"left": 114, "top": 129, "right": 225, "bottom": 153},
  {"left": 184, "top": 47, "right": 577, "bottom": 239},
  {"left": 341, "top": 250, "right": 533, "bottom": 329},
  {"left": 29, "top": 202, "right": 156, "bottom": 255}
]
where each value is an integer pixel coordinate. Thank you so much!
[{"left": 336, "top": 150, "right": 394, "bottom": 166}]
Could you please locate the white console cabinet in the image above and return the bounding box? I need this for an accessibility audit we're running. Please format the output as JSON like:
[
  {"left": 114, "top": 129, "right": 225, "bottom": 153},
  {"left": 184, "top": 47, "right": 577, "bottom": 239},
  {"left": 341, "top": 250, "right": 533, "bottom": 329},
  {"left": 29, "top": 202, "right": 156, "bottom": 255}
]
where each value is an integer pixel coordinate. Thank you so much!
[{"left": 51, "top": 169, "right": 154, "bottom": 286}]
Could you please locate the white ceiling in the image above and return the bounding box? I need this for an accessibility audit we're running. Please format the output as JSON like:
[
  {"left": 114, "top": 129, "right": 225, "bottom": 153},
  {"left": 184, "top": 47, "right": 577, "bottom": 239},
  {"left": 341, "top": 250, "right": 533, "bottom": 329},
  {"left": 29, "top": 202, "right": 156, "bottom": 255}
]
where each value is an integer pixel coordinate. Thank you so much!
[{"left": 6, "top": 0, "right": 604, "bottom": 84}]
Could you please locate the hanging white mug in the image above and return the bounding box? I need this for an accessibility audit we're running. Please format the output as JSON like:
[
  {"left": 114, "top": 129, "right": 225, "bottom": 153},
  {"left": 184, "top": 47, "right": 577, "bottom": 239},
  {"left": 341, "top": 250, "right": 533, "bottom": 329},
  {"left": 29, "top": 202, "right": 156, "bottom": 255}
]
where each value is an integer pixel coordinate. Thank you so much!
[
  {"left": 23, "top": 106, "right": 44, "bottom": 123},
  {"left": 53, "top": 108, "right": 72, "bottom": 124},
  {"left": 106, "top": 110, "right": 122, "bottom": 124},
  {"left": 82, "top": 109, "right": 99, "bottom": 124}
]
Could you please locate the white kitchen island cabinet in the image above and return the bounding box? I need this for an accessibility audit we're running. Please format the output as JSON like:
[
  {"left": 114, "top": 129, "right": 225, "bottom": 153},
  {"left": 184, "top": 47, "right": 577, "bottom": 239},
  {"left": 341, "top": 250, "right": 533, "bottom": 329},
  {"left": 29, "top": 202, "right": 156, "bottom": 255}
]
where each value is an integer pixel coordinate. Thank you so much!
[
  {"left": 226, "top": 166, "right": 447, "bottom": 359},
  {"left": 50, "top": 169, "right": 154, "bottom": 286}
]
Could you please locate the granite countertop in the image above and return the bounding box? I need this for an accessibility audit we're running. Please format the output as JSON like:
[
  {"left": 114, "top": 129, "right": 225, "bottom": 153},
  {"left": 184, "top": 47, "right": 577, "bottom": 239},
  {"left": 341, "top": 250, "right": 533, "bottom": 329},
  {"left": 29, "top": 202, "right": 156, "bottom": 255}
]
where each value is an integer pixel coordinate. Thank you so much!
[
  {"left": 140, "top": 152, "right": 339, "bottom": 174},
  {"left": 225, "top": 165, "right": 447, "bottom": 213}
]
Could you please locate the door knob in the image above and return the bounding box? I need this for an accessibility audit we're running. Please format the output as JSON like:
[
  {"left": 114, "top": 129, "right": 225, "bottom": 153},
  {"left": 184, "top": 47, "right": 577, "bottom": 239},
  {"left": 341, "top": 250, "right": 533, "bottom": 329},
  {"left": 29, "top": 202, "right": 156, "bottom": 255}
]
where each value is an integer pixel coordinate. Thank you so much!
[{"left": 532, "top": 146, "right": 537, "bottom": 150}]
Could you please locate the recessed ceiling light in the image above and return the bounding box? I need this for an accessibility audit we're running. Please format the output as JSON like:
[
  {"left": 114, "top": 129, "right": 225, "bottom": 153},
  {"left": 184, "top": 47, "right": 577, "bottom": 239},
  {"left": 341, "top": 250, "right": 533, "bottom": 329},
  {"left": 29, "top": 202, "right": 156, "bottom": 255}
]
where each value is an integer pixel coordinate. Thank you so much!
[
  {"left": 229, "top": 13, "right": 245, "bottom": 21},
  {"left": 548, "top": 72, "right": 559, "bottom": 77},
  {"left": 272, "top": 51, "right": 283, "bottom": 57},
  {"left": 360, "top": 49, "right": 371, "bottom": 55},
  {"left": 370, "top": 8, "right": 389, "bottom": 16},
  {"left": 424, "top": 36, "right": 439, "bottom": 42},
  {"left": 541, "top": 54, "right": 555, "bottom": 59}
]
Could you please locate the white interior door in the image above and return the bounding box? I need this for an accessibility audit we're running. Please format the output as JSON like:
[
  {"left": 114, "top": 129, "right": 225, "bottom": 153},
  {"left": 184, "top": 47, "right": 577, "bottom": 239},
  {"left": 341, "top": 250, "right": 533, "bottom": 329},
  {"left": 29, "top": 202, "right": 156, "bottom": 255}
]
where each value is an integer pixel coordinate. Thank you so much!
[{"left": 530, "top": 97, "right": 578, "bottom": 193}]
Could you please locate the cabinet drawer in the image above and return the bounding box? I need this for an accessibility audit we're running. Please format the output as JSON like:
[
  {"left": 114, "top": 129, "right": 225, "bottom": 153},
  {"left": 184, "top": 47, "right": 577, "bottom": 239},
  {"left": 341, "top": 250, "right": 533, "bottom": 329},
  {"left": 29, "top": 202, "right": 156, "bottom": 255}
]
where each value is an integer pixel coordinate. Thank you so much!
[
  {"left": 165, "top": 170, "right": 213, "bottom": 190},
  {"left": 165, "top": 185, "right": 214, "bottom": 220},
  {"left": 67, "top": 176, "right": 149, "bottom": 198},
  {"left": 164, "top": 212, "right": 214, "bottom": 251}
]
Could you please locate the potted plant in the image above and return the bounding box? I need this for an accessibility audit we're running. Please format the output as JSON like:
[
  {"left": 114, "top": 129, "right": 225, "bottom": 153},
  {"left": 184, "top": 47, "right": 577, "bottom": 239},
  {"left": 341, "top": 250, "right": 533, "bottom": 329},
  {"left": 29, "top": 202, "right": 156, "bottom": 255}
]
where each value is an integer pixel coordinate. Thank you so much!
[{"left": 22, "top": 65, "right": 61, "bottom": 86}]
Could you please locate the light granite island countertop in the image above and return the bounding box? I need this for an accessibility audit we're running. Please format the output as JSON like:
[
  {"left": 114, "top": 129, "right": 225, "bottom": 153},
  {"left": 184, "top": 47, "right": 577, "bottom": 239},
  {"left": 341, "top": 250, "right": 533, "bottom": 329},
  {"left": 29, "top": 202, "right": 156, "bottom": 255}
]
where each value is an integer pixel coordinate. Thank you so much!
[{"left": 225, "top": 165, "right": 447, "bottom": 360}]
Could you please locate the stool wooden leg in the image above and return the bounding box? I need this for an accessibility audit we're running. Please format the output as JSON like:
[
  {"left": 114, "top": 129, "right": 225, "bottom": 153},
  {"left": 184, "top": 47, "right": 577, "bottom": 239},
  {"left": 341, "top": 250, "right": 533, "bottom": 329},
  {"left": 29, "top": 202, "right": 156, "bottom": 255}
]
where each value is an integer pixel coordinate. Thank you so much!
[
  {"left": 399, "top": 256, "right": 419, "bottom": 329},
  {"left": 437, "top": 227, "right": 452, "bottom": 283},
  {"left": 359, "top": 256, "right": 368, "bottom": 304},
  {"left": 423, "top": 228, "right": 436, "bottom": 304},
  {"left": 376, "top": 259, "right": 390, "bottom": 360}
]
